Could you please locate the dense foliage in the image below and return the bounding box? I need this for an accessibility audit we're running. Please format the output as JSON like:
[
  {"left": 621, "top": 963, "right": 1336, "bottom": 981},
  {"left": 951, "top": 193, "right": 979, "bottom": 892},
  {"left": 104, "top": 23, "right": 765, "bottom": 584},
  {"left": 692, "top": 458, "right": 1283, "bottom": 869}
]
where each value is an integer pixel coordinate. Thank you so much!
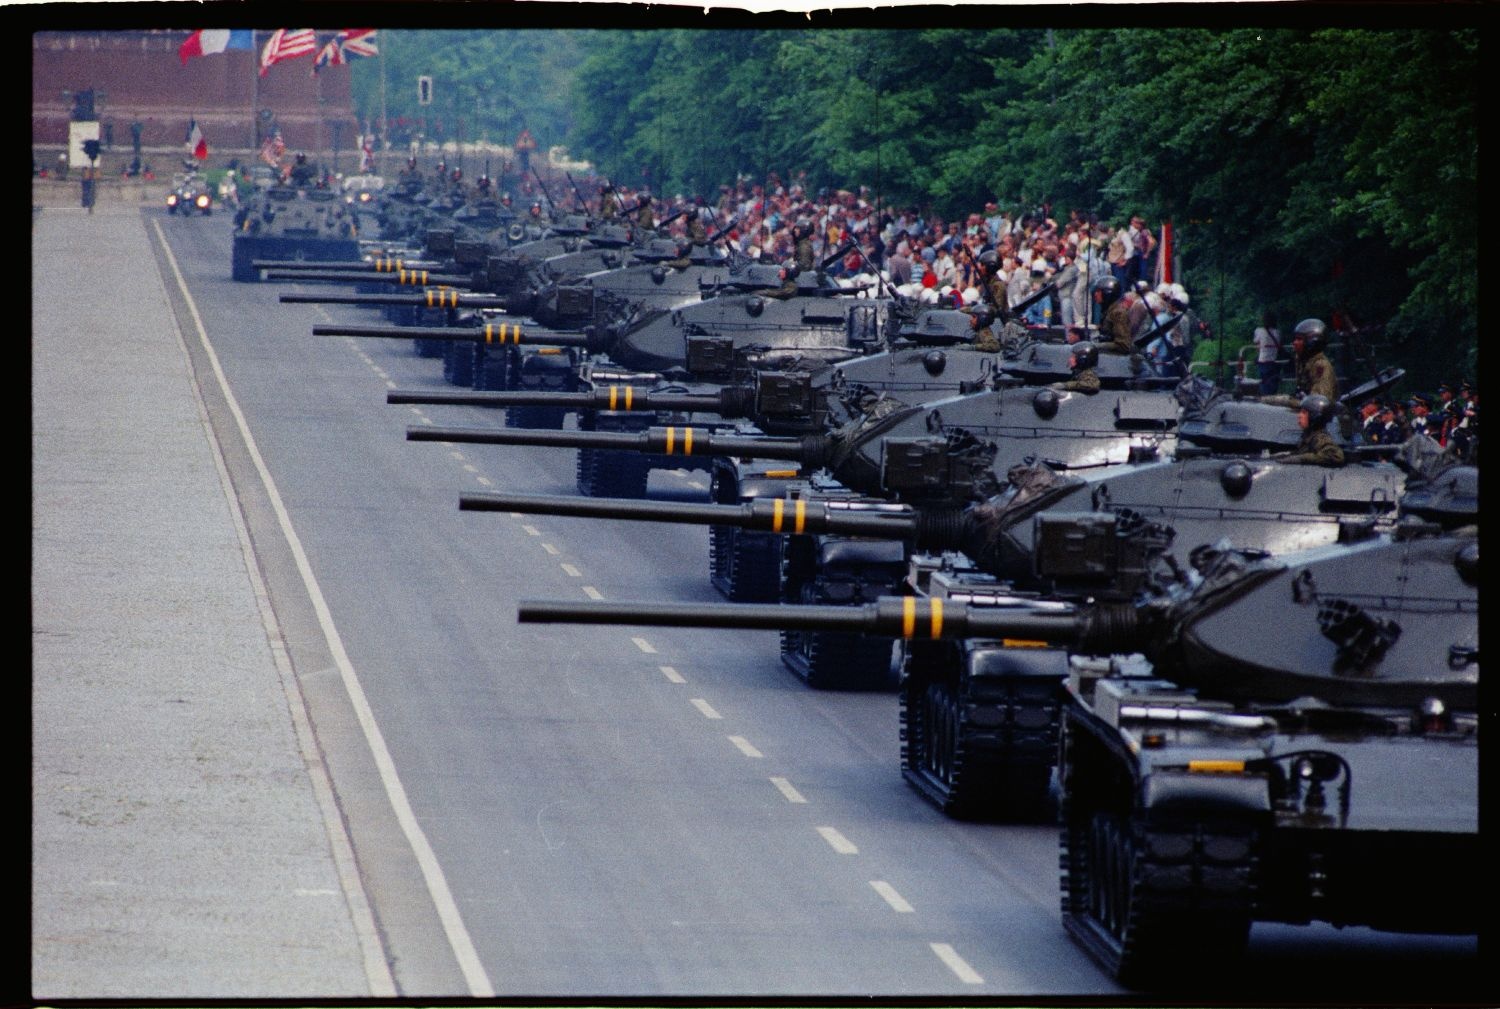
[{"left": 351, "top": 27, "right": 1476, "bottom": 385}]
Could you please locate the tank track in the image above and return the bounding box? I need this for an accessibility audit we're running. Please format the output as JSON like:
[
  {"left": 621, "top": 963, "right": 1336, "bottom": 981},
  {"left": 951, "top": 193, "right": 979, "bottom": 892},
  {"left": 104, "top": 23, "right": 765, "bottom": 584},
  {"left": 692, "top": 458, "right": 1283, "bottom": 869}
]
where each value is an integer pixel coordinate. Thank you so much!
[
  {"left": 709, "top": 527, "right": 782, "bottom": 603},
  {"left": 1059, "top": 796, "right": 1258, "bottom": 989},
  {"left": 442, "top": 340, "right": 474, "bottom": 387},
  {"left": 899, "top": 661, "right": 1058, "bottom": 821},
  {"left": 575, "top": 447, "right": 649, "bottom": 499},
  {"left": 780, "top": 629, "right": 896, "bottom": 691}
]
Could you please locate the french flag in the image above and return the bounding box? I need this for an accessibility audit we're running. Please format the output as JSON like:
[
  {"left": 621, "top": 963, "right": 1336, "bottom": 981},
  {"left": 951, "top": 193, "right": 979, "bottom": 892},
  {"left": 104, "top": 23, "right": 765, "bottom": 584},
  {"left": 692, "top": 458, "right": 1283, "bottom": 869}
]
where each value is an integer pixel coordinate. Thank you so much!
[{"left": 179, "top": 29, "right": 254, "bottom": 66}]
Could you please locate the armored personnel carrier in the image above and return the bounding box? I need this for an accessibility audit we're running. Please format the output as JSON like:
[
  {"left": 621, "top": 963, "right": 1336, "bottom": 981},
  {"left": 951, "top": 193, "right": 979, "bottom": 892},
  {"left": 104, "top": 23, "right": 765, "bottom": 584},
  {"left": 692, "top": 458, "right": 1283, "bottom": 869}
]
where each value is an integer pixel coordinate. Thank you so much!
[{"left": 232, "top": 183, "right": 361, "bottom": 282}]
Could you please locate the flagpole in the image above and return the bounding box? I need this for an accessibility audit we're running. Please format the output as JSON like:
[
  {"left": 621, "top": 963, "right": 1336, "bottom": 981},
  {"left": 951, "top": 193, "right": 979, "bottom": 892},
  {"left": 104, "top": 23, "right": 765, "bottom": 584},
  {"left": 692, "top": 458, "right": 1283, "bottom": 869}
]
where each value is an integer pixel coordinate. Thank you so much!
[
  {"left": 378, "top": 31, "right": 388, "bottom": 175},
  {"left": 251, "top": 30, "right": 259, "bottom": 149}
]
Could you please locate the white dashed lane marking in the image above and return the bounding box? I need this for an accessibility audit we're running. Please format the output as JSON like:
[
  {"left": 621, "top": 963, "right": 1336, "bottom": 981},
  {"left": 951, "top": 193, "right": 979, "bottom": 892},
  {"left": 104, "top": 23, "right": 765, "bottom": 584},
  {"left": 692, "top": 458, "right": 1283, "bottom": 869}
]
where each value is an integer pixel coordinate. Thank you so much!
[
  {"left": 560, "top": 564, "right": 581, "bottom": 578},
  {"left": 728, "top": 736, "right": 763, "bottom": 758},
  {"left": 816, "top": 826, "right": 858, "bottom": 854},
  {"left": 582, "top": 586, "right": 603, "bottom": 600},
  {"left": 541, "top": 543, "right": 559, "bottom": 555},
  {"left": 631, "top": 637, "right": 657, "bottom": 654},
  {"left": 449, "top": 451, "right": 465, "bottom": 461},
  {"left": 659, "top": 665, "right": 685, "bottom": 683},
  {"left": 769, "top": 777, "right": 806, "bottom": 803},
  {"left": 521, "top": 524, "right": 541, "bottom": 536},
  {"left": 475, "top": 476, "right": 492, "bottom": 487},
  {"left": 690, "top": 699, "right": 722, "bottom": 719},
  {"left": 930, "top": 943, "right": 984, "bottom": 984},
  {"left": 870, "top": 880, "right": 913, "bottom": 912}
]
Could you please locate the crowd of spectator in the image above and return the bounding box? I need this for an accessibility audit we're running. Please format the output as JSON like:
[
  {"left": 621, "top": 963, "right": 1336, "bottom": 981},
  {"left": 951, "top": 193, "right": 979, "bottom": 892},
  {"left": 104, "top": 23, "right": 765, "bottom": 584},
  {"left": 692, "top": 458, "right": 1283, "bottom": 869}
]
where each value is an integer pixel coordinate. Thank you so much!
[{"left": 597, "top": 174, "right": 1171, "bottom": 331}]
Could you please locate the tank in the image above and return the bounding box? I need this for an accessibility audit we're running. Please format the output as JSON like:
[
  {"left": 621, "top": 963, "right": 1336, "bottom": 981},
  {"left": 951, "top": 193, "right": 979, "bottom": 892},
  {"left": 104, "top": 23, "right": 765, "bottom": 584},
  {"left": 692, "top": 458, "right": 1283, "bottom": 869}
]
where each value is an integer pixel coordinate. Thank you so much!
[
  {"left": 514, "top": 521, "right": 1479, "bottom": 988},
  {"left": 231, "top": 184, "right": 361, "bottom": 282}
]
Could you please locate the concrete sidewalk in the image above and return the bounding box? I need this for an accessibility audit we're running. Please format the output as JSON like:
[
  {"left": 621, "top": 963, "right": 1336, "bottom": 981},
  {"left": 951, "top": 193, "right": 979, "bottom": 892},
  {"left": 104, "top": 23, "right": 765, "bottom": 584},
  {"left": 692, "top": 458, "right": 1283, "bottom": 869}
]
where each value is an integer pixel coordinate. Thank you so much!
[{"left": 31, "top": 203, "right": 377, "bottom": 997}]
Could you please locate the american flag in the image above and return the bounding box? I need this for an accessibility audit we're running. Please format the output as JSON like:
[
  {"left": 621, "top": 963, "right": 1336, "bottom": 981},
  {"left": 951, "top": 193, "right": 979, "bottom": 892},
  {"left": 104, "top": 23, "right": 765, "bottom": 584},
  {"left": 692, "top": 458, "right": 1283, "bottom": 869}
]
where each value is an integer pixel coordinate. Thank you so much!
[
  {"left": 313, "top": 29, "right": 378, "bottom": 74},
  {"left": 259, "top": 29, "right": 317, "bottom": 77}
]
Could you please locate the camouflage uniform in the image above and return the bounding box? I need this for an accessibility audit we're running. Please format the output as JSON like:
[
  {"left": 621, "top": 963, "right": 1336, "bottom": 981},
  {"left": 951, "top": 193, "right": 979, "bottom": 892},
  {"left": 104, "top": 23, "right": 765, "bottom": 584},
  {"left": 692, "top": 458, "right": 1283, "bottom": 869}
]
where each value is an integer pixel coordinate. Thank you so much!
[
  {"left": 1051, "top": 368, "right": 1100, "bottom": 394},
  {"left": 600, "top": 190, "right": 619, "bottom": 220},
  {"left": 1098, "top": 298, "right": 1135, "bottom": 354},
  {"left": 1264, "top": 351, "right": 1339, "bottom": 409},
  {"left": 1280, "top": 428, "right": 1344, "bottom": 466}
]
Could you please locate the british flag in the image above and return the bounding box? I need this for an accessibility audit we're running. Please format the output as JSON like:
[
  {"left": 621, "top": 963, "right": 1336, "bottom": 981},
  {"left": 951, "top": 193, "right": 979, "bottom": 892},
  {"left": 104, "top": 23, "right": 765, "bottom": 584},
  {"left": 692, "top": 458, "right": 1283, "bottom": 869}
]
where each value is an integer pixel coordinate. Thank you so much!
[
  {"left": 313, "top": 29, "right": 379, "bottom": 74},
  {"left": 259, "top": 28, "right": 317, "bottom": 77}
]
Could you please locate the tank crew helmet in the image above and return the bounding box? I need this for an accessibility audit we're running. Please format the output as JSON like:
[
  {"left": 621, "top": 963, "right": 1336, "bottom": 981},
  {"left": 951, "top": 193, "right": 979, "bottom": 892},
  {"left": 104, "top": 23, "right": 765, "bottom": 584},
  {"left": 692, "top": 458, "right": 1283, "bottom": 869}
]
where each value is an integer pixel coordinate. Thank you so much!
[
  {"left": 295, "top": 152, "right": 308, "bottom": 164},
  {"left": 1091, "top": 275, "right": 1122, "bottom": 305},
  {"left": 969, "top": 306, "right": 995, "bottom": 330},
  {"left": 1299, "top": 393, "right": 1335, "bottom": 429},
  {"left": 1070, "top": 342, "right": 1099, "bottom": 371},
  {"left": 638, "top": 193, "right": 652, "bottom": 205},
  {"left": 978, "top": 249, "right": 998, "bottom": 269},
  {"left": 1294, "top": 317, "right": 1328, "bottom": 357}
]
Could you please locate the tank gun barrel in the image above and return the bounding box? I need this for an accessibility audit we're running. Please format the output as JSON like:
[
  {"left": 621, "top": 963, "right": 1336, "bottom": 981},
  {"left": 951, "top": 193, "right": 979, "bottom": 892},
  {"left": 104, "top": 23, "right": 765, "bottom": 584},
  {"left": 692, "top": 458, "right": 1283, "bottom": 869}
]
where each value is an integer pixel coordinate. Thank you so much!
[
  {"left": 280, "top": 290, "right": 511, "bottom": 309},
  {"left": 252, "top": 257, "right": 441, "bottom": 273},
  {"left": 518, "top": 596, "right": 1130, "bottom": 648},
  {"left": 460, "top": 490, "right": 943, "bottom": 540},
  {"left": 386, "top": 384, "right": 755, "bottom": 415},
  {"left": 407, "top": 423, "right": 824, "bottom": 463},
  {"left": 314, "top": 322, "right": 565, "bottom": 344},
  {"left": 264, "top": 269, "right": 475, "bottom": 286}
]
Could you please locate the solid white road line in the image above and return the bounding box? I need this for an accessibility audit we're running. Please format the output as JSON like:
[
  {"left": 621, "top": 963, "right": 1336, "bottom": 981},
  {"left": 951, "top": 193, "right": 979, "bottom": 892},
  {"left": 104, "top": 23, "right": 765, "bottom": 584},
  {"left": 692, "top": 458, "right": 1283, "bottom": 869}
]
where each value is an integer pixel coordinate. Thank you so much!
[{"left": 156, "top": 224, "right": 493, "bottom": 996}]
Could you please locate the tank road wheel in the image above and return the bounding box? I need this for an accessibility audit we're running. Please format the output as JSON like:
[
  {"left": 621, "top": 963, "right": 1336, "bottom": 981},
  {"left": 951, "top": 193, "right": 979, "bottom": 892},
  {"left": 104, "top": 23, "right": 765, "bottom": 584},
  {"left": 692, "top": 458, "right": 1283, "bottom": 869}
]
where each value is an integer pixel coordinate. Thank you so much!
[
  {"left": 900, "top": 660, "right": 973, "bottom": 817},
  {"left": 900, "top": 652, "right": 1053, "bottom": 821},
  {"left": 1061, "top": 803, "right": 1258, "bottom": 990}
]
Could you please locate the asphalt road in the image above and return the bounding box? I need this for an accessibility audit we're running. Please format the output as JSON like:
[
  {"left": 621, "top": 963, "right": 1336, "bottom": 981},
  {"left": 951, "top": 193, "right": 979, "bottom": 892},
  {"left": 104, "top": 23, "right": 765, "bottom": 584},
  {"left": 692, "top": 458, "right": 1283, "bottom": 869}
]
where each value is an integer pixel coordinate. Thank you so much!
[{"left": 100, "top": 207, "right": 1481, "bottom": 999}]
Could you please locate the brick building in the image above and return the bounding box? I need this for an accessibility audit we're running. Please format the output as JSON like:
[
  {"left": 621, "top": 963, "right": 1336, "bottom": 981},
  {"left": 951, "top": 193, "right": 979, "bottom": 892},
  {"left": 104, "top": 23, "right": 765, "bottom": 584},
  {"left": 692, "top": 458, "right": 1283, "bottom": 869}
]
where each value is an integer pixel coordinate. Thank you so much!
[{"left": 33, "top": 30, "right": 359, "bottom": 158}]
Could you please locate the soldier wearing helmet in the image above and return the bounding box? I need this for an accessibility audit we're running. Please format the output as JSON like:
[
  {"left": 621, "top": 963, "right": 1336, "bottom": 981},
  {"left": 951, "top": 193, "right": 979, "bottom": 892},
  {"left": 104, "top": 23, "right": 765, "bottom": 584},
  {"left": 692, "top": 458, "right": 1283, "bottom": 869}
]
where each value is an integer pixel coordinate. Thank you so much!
[
  {"left": 968, "top": 306, "right": 1002, "bottom": 352},
  {"left": 1051, "top": 342, "right": 1101, "bottom": 394},
  {"left": 1264, "top": 318, "right": 1339, "bottom": 408},
  {"left": 599, "top": 182, "right": 619, "bottom": 221},
  {"left": 1093, "top": 276, "right": 1135, "bottom": 355},
  {"left": 791, "top": 220, "right": 817, "bottom": 278},
  {"left": 288, "top": 152, "right": 316, "bottom": 187},
  {"left": 635, "top": 192, "right": 655, "bottom": 230},
  {"left": 1275, "top": 393, "right": 1344, "bottom": 466}
]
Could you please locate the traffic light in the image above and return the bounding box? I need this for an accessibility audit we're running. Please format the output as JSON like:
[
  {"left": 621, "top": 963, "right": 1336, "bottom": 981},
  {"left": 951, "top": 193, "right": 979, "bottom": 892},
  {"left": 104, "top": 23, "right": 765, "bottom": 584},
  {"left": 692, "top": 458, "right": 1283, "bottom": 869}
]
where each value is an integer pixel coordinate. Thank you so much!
[
  {"left": 81, "top": 138, "right": 102, "bottom": 162},
  {"left": 417, "top": 76, "right": 433, "bottom": 106}
]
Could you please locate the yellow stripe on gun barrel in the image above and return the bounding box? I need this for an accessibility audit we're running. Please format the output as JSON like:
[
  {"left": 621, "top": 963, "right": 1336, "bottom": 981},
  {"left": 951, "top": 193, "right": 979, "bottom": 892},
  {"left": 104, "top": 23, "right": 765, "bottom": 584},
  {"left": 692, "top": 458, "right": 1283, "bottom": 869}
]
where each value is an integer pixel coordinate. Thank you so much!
[
  {"left": 794, "top": 499, "right": 806, "bottom": 534},
  {"left": 903, "top": 597, "right": 916, "bottom": 638},
  {"left": 772, "top": 499, "right": 784, "bottom": 533},
  {"left": 930, "top": 597, "right": 943, "bottom": 639}
]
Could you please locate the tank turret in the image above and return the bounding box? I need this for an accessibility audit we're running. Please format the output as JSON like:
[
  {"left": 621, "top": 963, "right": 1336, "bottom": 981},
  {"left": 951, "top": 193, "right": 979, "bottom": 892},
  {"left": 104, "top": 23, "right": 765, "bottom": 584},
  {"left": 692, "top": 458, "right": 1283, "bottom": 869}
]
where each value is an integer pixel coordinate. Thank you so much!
[{"left": 516, "top": 525, "right": 1479, "bottom": 987}]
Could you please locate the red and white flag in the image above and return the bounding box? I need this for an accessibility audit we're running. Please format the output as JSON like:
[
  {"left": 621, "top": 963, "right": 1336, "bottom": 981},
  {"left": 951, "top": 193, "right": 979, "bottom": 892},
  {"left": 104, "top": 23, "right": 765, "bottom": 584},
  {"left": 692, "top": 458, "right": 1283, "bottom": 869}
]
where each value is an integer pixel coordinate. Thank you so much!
[
  {"left": 1154, "top": 218, "right": 1173, "bottom": 287},
  {"left": 185, "top": 119, "right": 208, "bottom": 161},
  {"left": 259, "top": 29, "right": 317, "bottom": 77}
]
